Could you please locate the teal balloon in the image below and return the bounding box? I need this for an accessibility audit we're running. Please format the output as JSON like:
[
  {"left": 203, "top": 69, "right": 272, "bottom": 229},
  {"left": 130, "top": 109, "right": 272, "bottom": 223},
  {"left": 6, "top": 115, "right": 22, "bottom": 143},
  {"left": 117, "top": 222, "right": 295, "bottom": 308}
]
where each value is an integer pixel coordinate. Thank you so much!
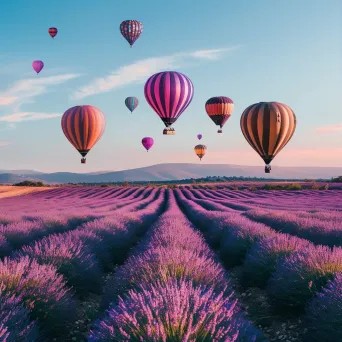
[{"left": 125, "top": 97, "right": 139, "bottom": 113}]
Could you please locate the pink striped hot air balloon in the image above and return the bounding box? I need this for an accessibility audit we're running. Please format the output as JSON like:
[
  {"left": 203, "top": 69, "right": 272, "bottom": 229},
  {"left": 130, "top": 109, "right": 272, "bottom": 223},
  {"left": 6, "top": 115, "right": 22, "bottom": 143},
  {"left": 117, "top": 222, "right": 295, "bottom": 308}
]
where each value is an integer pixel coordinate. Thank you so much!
[
  {"left": 32, "top": 60, "right": 44, "bottom": 74},
  {"left": 141, "top": 137, "right": 154, "bottom": 152},
  {"left": 144, "top": 71, "right": 194, "bottom": 135}
]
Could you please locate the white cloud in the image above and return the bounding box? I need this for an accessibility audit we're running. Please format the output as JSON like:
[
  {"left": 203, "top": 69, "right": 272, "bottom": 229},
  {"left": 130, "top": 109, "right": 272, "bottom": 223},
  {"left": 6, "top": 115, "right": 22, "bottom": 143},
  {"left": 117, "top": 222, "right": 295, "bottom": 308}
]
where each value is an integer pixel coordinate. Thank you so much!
[
  {"left": 0, "top": 74, "right": 80, "bottom": 108},
  {"left": 72, "top": 46, "right": 241, "bottom": 100},
  {"left": 0, "top": 112, "right": 61, "bottom": 123},
  {"left": 0, "top": 73, "right": 80, "bottom": 124},
  {"left": 0, "top": 142, "right": 10, "bottom": 147}
]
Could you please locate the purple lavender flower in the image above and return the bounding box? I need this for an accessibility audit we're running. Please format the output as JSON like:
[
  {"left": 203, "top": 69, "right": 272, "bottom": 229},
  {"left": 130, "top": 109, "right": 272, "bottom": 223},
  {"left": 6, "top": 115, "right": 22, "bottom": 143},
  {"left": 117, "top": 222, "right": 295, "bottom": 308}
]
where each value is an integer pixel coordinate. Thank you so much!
[
  {"left": 267, "top": 246, "right": 342, "bottom": 313},
  {"left": 0, "top": 256, "right": 76, "bottom": 336},
  {"left": 219, "top": 216, "right": 275, "bottom": 268},
  {"left": 304, "top": 273, "right": 342, "bottom": 341},
  {"left": 16, "top": 233, "right": 103, "bottom": 294},
  {"left": 91, "top": 279, "right": 264, "bottom": 341},
  {"left": 0, "top": 283, "right": 38, "bottom": 341},
  {"left": 103, "top": 247, "right": 232, "bottom": 309},
  {"left": 242, "top": 234, "right": 313, "bottom": 288}
]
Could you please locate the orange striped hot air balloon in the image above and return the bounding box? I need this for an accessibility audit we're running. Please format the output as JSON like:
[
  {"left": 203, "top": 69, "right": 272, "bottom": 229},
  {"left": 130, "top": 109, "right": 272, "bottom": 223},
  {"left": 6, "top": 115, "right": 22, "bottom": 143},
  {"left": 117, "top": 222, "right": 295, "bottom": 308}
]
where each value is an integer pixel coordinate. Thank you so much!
[
  {"left": 205, "top": 96, "right": 234, "bottom": 133},
  {"left": 194, "top": 144, "right": 207, "bottom": 161},
  {"left": 61, "top": 105, "right": 106, "bottom": 164},
  {"left": 240, "top": 102, "right": 296, "bottom": 173}
]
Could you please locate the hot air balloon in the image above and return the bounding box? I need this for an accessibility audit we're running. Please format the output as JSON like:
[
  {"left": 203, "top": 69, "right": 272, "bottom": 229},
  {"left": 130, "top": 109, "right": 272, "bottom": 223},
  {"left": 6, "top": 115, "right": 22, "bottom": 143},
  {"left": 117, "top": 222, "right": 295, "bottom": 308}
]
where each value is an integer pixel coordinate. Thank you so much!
[
  {"left": 61, "top": 105, "right": 106, "bottom": 164},
  {"left": 125, "top": 97, "right": 139, "bottom": 113},
  {"left": 48, "top": 27, "right": 58, "bottom": 38},
  {"left": 142, "top": 137, "right": 154, "bottom": 152},
  {"left": 240, "top": 102, "right": 296, "bottom": 173},
  {"left": 194, "top": 144, "right": 207, "bottom": 161},
  {"left": 197, "top": 134, "right": 202, "bottom": 140},
  {"left": 32, "top": 60, "right": 44, "bottom": 74},
  {"left": 120, "top": 20, "right": 143, "bottom": 47},
  {"left": 205, "top": 96, "right": 234, "bottom": 133},
  {"left": 144, "top": 71, "right": 194, "bottom": 135}
]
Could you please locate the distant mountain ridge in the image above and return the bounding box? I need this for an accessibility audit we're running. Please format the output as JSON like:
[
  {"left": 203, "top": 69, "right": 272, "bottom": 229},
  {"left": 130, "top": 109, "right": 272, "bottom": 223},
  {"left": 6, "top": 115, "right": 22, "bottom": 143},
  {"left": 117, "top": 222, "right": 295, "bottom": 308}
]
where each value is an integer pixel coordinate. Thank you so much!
[{"left": 0, "top": 163, "right": 342, "bottom": 184}]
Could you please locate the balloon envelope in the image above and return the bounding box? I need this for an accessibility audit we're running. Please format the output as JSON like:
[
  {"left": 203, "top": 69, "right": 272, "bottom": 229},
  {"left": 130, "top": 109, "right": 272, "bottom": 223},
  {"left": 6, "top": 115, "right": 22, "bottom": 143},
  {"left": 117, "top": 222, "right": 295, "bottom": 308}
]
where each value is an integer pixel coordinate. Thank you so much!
[
  {"left": 32, "top": 60, "right": 44, "bottom": 74},
  {"left": 194, "top": 144, "right": 207, "bottom": 160},
  {"left": 197, "top": 134, "right": 202, "bottom": 140},
  {"left": 240, "top": 101, "right": 296, "bottom": 167},
  {"left": 142, "top": 137, "right": 154, "bottom": 151},
  {"left": 61, "top": 105, "right": 106, "bottom": 158},
  {"left": 120, "top": 20, "right": 143, "bottom": 47},
  {"left": 144, "top": 71, "right": 194, "bottom": 132},
  {"left": 125, "top": 97, "right": 139, "bottom": 113},
  {"left": 205, "top": 96, "right": 234, "bottom": 132},
  {"left": 48, "top": 27, "right": 58, "bottom": 38}
]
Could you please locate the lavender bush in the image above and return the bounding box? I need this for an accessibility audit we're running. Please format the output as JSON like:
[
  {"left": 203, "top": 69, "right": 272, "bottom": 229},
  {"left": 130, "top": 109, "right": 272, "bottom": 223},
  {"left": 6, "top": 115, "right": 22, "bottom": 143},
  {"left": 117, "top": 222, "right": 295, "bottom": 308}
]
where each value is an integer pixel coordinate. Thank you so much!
[
  {"left": 0, "top": 283, "right": 38, "bottom": 341},
  {"left": 17, "top": 233, "right": 103, "bottom": 294},
  {"left": 267, "top": 246, "right": 342, "bottom": 313},
  {"left": 242, "top": 234, "right": 313, "bottom": 288},
  {"left": 219, "top": 216, "right": 275, "bottom": 268},
  {"left": 304, "top": 273, "right": 342, "bottom": 341},
  {"left": 91, "top": 279, "right": 265, "bottom": 342},
  {"left": 0, "top": 256, "right": 76, "bottom": 336}
]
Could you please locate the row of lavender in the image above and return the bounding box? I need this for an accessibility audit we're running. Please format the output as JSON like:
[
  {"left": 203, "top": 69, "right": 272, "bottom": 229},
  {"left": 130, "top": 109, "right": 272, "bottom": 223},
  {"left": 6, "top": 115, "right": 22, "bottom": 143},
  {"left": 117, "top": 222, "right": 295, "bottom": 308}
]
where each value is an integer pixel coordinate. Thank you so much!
[
  {"left": 0, "top": 187, "right": 156, "bottom": 257},
  {"left": 181, "top": 188, "right": 342, "bottom": 247},
  {"left": 90, "top": 189, "right": 266, "bottom": 341},
  {"left": 0, "top": 188, "right": 165, "bottom": 340},
  {"left": 175, "top": 189, "right": 342, "bottom": 341}
]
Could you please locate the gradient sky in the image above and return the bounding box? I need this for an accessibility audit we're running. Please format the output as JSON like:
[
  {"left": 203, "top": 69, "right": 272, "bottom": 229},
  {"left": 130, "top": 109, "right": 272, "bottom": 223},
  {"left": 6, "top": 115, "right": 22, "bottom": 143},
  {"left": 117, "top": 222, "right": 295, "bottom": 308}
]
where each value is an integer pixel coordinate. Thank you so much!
[{"left": 0, "top": 0, "right": 341, "bottom": 173}]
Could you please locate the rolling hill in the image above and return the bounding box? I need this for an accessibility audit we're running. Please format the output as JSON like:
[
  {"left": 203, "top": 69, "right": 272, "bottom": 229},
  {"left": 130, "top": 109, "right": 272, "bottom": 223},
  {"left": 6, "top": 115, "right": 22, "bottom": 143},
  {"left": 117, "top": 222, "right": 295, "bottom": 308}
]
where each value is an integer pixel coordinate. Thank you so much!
[{"left": 1, "top": 163, "right": 342, "bottom": 184}]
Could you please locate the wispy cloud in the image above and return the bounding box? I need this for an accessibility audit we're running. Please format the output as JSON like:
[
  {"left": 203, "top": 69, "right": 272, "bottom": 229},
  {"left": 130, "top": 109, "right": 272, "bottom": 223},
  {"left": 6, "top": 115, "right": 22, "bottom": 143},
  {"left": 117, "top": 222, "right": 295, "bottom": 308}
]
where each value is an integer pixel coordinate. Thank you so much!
[
  {"left": 0, "top": 74, "right": 81, "bottom": 109},
  {"left": 0, "top": 112, "right": 61, "bottom": 123},
  {"left": 315, "top": 124, "right": 342, "bottom": 133},
  {"left": 0, "top": 142, "right": 10, "bottom": 147},
  {"left": 72, "top": 46, "right": 241, "bottom": 100}
]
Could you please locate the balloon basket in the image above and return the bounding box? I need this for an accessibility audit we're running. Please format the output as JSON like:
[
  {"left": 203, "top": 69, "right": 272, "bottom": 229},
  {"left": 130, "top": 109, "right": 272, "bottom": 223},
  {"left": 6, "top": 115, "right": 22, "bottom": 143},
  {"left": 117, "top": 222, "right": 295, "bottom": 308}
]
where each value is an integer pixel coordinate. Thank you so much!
[
  {"left": 81, "top": 158, "right": 86, "bottom": 164},
  {"left": 163, "top": 128, "right": 175, "bottom": 135},
  {"left": 217, "top": 129, "right": 222, "bottom": 133}
]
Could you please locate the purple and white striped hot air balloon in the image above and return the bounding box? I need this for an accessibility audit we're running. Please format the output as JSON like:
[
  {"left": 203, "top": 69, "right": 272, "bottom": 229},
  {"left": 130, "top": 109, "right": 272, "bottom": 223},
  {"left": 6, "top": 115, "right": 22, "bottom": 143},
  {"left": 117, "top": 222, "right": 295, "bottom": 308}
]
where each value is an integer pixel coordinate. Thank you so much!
[
  {"left": 144, "top": 71, "right": 194, "bottom": 135},
  {"left": 141, "top": 137, "right": 154, "bottom": 152},
  {"left": 32, "top": 60, "right": 44, "bottom": 74}
]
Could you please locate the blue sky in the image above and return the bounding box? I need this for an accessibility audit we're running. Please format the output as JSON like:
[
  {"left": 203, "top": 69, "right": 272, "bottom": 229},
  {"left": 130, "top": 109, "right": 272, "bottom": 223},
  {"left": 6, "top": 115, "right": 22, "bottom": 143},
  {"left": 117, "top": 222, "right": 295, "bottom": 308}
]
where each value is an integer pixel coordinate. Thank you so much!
[{"left": 0, "top": 0, "right": 341, "bottom": 172}]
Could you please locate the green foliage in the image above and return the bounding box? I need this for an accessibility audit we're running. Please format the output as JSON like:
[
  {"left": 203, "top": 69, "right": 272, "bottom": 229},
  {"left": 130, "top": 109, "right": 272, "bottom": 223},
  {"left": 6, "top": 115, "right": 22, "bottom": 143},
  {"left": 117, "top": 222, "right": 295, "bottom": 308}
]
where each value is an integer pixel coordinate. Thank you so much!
[
  {"left": 311, "top": 183, "right": 320, "bottom": 190},
  {"left": 13, "top": 180, "right": 48, "bottom": 187}
]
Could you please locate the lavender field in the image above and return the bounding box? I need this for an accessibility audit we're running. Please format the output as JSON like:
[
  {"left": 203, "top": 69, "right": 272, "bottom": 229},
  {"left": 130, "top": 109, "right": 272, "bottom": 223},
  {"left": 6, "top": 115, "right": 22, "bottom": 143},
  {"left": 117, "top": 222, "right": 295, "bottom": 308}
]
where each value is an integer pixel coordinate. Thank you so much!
[{"left": 0, "top": 185, "right": 341, "bottom": 341}]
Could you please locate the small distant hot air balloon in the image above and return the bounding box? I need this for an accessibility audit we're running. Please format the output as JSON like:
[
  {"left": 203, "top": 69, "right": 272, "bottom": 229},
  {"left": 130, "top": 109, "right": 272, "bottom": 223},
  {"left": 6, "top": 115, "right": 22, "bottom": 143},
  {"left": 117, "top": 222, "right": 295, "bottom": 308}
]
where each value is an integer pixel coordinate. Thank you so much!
[
  {"left": 144, "top": 71, "right": 194, "bottom": 135},
  {"left": 32, "top": 60, "right": 44, "bottom": 74},
  {"left": 120, "top": 20, "right": 143, "bottom": 47},
  {"left": 61, "top": 105, "right": 106, "bottom": 164},
  {"left": 48, "top": 27, "right": 58, "bottom": 38},
  {"left": 142, "top": 137, "right": 154, "bottom": 152},
  {"left": 125, "top": 97, "right": 139, "bottom": 113},
  {"left": 197, "top": 134, "right": 202, "bottom": 140},
  {"left": 194, "top": 144, "right": 207, "bottom": 161},
  {"left": 205, "top": 96, "right": 234, "bottom": 133},
  {"left": 240, "top": 102, "right": 297, "bottom": 173}
]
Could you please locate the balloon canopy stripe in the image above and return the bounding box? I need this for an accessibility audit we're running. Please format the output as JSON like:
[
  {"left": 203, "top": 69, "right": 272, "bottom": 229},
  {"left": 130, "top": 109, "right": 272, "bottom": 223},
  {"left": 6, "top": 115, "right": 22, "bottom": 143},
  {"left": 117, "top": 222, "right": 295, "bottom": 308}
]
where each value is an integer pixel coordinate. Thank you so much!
[
  {"left": 194, "top": 144, "right": 207, "bottom": 159},
  {"left": 120, "top": 20, "right": 143, "bottom": 46},
  {"left": 144, "top": 71, "right": 194, "bottom": 127},
  {"left": 240, "top": 102, "right": 296, "bottom": 165},
  {"left": 48, "top": 27, "right": 58, "bottom": 37},
  {"left": 125, "top": 97, "right": 139, "bottom": 112},
  {"left": 61, "top": 105, "right": 106, "bottom": 157},
  {"left": 205, "top": 96, "right": 234, "bottom": 128}
]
